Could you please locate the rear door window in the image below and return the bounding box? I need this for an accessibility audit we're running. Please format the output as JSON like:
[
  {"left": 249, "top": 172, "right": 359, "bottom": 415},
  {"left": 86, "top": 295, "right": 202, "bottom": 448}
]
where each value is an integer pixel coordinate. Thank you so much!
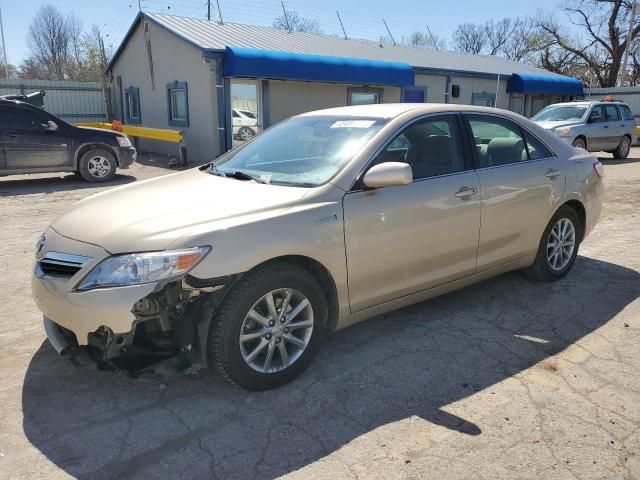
[
  {"left": 466, "top": 115, "right": 528, "bottom": 168},
  {"left": 604, "top": 104, "right": 620, "bottom": 122}
]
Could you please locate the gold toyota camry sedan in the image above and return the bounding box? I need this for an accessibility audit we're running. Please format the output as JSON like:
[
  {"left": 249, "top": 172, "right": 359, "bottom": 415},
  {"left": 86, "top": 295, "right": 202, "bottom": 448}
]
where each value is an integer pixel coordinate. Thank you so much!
[{"left": 32, "top": 104, "right": 604, "bottom": 390}]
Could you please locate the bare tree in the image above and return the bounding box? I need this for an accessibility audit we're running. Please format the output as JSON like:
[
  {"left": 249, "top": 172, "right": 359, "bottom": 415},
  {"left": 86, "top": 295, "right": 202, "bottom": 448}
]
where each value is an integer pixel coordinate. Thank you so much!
[
  {"left": 19, "top": 57, "right": 47, "bottom": 79},
  {"left": 27, "top": 4, "right": 71, "bottom": 80},
  {"left": 485, "top": 18, "right": 514, "bottom": 55},
  {"left": 0, "top": 62, "right": 18, "bottom": 78},
  {"left": 535, "top": 0, "right": 640, "bottom": 87},
  {"left": 408, "top": 31, "right": 447, "bottom": 50},
  {"left": 452, "top": 23, "right": 487, "bottom": 54},
  {"left": 272, "top": 10, "right": 322, "bottom": 34},
  {"left": 501, "top": 18, "right": 541, "bottom": 62}
]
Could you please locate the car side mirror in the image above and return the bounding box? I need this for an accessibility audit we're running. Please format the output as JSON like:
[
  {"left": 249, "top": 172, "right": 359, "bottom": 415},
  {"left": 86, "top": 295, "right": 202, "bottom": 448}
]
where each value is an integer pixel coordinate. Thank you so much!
[
  {"left": 588, "top": 114, "right": 602, "bottom": 124},
  {"left": 46, "top": 120, "right": 58, "bottom": 132},
  {"left": 363, "top": 162, "right": 413, "bottom": 189}
]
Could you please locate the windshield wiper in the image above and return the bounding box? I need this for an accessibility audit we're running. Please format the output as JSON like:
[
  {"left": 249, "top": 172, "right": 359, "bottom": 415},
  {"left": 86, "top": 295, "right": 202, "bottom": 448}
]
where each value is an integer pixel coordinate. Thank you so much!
[{"left": 207, "top": 164, "right": 267, "bottom": 183}]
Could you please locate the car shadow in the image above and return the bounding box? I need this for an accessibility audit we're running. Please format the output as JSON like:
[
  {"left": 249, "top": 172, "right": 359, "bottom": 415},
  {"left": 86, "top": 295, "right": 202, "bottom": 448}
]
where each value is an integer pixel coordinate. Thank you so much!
[
  {"left": 0, "top": 173, "right": 136, "bottom": 197},
  {"left": 21, "top": 256, "right": 639, "bottom": 479}
]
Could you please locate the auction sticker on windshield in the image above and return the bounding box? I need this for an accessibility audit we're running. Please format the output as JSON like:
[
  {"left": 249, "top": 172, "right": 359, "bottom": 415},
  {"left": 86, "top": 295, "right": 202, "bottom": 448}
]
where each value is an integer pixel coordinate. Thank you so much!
[{"left": 330, "top": 120, "right": 377, "bottom": 129}]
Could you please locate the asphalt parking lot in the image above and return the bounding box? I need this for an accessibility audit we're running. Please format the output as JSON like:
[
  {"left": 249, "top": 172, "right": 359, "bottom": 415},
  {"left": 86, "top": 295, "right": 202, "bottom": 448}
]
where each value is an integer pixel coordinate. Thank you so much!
[{"left": 0, "top": 152, "right": 638, "bottom": 480}]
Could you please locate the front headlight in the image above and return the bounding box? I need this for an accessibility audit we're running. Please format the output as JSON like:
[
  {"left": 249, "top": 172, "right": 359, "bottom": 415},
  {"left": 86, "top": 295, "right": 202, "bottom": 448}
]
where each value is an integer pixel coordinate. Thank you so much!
[
  {"left": 115, "top": 135, "right": 132, "bottom": 147},
  {"left": 77, "top": 246, "right": 210, "bottom": 291},
  {"left": 554, "top": 127, "right": 572, "bottom": 137}
]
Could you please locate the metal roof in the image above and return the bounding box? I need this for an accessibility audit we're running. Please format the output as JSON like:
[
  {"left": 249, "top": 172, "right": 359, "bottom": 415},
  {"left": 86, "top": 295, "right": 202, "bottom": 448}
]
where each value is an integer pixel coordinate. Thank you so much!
[{"left": 109, "top": 12, "right": 568, "bottom": 79}]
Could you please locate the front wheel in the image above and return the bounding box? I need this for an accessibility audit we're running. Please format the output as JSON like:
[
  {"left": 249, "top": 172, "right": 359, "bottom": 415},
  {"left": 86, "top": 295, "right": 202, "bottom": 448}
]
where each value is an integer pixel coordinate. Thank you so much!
[
  {"left": 614, "top": 136, "right": 631, "bottom": 159},
  {"left": 527, "top": 206, "right": 581, "bottom": 282},
  {"left": 78, "top": 148, "right": 116, "bottom": 182},
  {"left": 208, "top": 262, "right": 327, "bottom": 390}
]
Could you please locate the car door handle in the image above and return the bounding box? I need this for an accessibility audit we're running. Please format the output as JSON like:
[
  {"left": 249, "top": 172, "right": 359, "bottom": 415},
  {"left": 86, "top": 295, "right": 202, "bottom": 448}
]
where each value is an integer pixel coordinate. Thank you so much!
[
  {"left": 603, "top": 125, "right": 609, "bottom": 128},
  {"left": 7, "top": 131, "right": 17, "bottom": 138},
  {"left": 545, "top": 168, "right": 561, "bottom": 178},
  {"left": 454, "top": 187, "right": 478, "bottom": 198}
]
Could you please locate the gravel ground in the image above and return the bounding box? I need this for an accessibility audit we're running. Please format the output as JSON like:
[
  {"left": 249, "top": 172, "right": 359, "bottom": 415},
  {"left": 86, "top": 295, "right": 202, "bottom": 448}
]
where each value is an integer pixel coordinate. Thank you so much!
[{"left": 0, "top": 152, "right": 638, "bottom": 480}]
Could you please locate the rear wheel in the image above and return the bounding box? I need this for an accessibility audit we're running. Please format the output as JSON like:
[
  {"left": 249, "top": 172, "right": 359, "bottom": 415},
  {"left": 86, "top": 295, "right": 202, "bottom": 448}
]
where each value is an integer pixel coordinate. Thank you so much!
[
  {"left": 527, "top": 206, "right": 581, "bottom": 282},
  {"left": 78, "top": 148, "right": 116, "bottom": 182},
  {"left": 572, "top": 137, "right": 587, "bottom": 150},
  {"left": 614, "top": 136, "right": 631, "bottom": 159},
  {"left": 208, "top": 262, "right": 327, "bottom": 390}
]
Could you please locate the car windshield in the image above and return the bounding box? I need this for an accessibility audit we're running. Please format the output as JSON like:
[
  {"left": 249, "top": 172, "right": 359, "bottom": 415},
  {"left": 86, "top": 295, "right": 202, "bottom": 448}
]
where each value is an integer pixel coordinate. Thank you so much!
[
  {"left": 212, "top": 115, "right": 387, "bottom": 187},
  {"left": 533, "top": 106, "right": 587, "bottom": 121}
]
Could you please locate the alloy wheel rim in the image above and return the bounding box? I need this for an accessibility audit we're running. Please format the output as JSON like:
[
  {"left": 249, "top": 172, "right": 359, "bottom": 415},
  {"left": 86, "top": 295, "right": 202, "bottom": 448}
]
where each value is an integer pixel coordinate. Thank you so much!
[
  {"left": 87, "top": 156, "right": 111, "bottom": 177},
  {"left": 239, "top": 288, "right": 314, "bottom": 373},
  {"left": 621, "top": 138, "right": 630, "bottom": 157},
  {"left": 240, "top": 129, "right": 252, "bottom": 140},
  {"left": 546, "top": 218, "right": 576, "bottom": 271}
]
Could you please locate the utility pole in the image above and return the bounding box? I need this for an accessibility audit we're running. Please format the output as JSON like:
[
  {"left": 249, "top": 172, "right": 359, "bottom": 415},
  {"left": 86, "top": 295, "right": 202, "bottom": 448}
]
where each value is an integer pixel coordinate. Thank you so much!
[
  {"left": 0, "top": 6, "right": 9, "bottom": 78},
  {"left": 619, "top": 0, "right": 638, "bottom": 87},
  {"left": 207, "top": 0, "right": 211, "bottom": 21}
]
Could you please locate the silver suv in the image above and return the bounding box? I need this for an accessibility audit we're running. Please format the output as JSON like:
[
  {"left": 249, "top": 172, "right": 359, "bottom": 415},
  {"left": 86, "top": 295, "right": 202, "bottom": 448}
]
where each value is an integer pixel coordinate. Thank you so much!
[{"left": 533, "top": 100, "right": 637, "bottom": 159}]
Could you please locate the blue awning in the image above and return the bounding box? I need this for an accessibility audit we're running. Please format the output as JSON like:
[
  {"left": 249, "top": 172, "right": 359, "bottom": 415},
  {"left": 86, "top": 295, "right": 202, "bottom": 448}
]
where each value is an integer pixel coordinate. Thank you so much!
[
  {"left": 223, "top": 47, "right": 415, "bottom": 86},
  {"left": 507, "top": 73, "right": 583, "bottom": 96}
]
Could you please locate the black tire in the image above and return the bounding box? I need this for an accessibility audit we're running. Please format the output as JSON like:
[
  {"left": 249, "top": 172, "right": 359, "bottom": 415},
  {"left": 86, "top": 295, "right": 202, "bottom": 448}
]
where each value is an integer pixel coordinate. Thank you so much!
[
  {"left": 527, "top": 206, "right": 581, "bottom": 282},
  {"left": 614, "top": 136, "right": 631, "bottom": 159},
  {"left": 208, "top": 262, "right": 327, "bottom": 390},
  {"left": 572, "top": 137, "right": 587, "bottom": 150},
  {"left": 237, "top": 127, "right": 255, "bottom": 141},
  {"left": 78, "top": 148, "right": 117, "bottom": 183}
]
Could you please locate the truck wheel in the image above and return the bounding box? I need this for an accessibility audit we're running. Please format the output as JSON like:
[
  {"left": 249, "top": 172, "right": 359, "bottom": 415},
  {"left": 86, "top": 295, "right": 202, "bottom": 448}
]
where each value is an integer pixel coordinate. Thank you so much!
[
  {"left": 614, "top": 136, "right": 631, "bottom": 159},
  {"left": 208, "top": 262, "right": 327, "bottom": 390},
  {"left": 78, "top": 148, "right": 117, "bottom": 182},
  {"left": 572, "top": 138, "right": 586, "bottom": 150},
  {"left": 526, "top": 206, "right": 581, "bottom": 282}
]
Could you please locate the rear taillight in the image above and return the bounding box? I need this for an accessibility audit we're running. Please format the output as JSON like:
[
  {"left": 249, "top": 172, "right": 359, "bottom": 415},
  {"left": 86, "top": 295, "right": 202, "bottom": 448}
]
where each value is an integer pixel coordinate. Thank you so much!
[{"left": 593, "top": 161, "right": 605, "bottom": 178}]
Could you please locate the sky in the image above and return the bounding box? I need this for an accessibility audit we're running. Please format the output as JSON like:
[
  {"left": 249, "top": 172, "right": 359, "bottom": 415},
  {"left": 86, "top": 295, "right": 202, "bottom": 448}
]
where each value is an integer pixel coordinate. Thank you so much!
[{"left": 1, "top": 0, "right": 562, "bottom": 67}]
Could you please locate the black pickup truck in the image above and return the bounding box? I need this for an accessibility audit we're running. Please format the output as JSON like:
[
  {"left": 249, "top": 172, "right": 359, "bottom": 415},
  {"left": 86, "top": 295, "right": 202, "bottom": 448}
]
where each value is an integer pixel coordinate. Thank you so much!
[{"left": 0, "top": 97, "right": 136, "bottom": 182}]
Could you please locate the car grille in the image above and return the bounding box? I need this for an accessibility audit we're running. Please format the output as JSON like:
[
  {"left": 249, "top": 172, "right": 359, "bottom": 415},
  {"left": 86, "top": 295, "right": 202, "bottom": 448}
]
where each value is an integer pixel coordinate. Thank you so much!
[{"left": 38, "top": 252, "right": 92, "bottom": 277}]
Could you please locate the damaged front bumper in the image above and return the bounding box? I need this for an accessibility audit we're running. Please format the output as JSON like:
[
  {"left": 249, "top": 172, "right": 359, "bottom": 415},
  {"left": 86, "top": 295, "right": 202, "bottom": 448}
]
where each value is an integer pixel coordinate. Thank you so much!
[{"left": 32, "top": 228, "right": 228, "bottom": 371}]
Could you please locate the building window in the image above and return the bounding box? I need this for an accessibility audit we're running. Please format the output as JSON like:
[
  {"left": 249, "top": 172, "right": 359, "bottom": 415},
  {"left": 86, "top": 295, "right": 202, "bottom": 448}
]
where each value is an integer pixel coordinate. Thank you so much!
[
  {"left": 348, "top": 87, "right": 383, "bottom": 106},
  {"left": 471, "top": 92, "right": 496, "bottom": 107},
  {"left": 124, "top": 87, "right": 141, "bottom": 124},
  {"left": 401, "top": 86, "right": 427, "bottom": 103},
  {"left": 167, "top": 81, "right": 189, "bottom": 127}
]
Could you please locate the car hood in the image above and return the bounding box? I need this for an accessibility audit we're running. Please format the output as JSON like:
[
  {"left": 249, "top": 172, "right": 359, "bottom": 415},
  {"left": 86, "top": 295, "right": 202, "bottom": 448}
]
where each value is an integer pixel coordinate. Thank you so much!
[
  {"left": 534, "top": 120, "right": 582, "bottom": 130},
  {"left": 51, "top": 168, "right": 310, "bottom": 253}
]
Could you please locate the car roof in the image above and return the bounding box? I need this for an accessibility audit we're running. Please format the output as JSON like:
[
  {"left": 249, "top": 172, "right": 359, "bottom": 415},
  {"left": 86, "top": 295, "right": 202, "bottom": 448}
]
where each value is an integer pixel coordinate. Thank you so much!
[{"left": 298, "top": 103, "right": 519, "bottom": 119}]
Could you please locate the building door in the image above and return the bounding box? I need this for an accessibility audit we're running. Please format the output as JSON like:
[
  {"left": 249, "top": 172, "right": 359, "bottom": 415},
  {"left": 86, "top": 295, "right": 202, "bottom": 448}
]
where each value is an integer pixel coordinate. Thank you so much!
[
  {"left": 508, "top": 94, "right": 525, "bottom": 115},
  {"left": 230, "top": 80, "right": 262, "bottom": 149}
]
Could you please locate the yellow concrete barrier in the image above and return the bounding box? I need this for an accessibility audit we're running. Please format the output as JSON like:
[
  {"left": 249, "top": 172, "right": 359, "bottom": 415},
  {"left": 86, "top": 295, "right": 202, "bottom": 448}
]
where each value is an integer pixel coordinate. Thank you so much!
[
  {"left": 636, "top": 125, "right": 640, "bottom": 136},
  {"left": 75, "top": 122, "right": 182, "bottom": 144}
]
